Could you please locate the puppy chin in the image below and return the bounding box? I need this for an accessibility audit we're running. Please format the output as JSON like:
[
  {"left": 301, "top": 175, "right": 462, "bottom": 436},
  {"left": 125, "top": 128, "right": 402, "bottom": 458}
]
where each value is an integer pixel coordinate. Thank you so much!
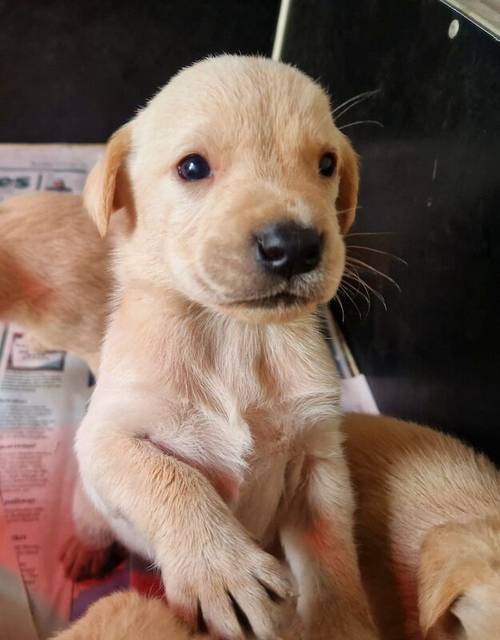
[
  {"left": 216, "top": 297, "right": 320, "bottom": 325},
  {"left": 171, "top": 264, "right": 341, "bottom": 325}
]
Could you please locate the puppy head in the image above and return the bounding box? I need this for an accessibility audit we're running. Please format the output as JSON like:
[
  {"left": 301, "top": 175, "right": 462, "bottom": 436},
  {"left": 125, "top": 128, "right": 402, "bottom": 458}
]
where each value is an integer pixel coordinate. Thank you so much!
[
  {"left": 85, "top": 56, "right": 358, "bottom": 323},
  {"left": 419, "top": 517, "right": 500, "bottom": 640}
]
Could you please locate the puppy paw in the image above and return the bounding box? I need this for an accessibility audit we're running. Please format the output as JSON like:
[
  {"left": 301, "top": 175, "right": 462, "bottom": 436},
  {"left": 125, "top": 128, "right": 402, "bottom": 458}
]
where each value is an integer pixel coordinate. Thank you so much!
[
  {"left": 60, "top": 535, "right": 127, "bottom": 581},
  {"left": 161, "top": 529, "right": 294, "bottom": 639}
]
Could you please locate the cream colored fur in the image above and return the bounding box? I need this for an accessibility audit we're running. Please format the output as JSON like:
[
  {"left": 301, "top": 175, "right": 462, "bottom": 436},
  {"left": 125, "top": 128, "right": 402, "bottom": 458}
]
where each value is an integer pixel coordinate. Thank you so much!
[
  {"left": 0, "top": 56, "right": 378, "bottom": 639},
  {"left": 51, "top": 590, "right": 304, "bottom": 640},
  {"left": 344, "top": 413, "right": 500, "bottom": 640},
  {"left": 51, "top": 592, "right": 193, "bottom": 640},
  {"left": 0, "top": 192, "right": 113, "bottom": 371}
]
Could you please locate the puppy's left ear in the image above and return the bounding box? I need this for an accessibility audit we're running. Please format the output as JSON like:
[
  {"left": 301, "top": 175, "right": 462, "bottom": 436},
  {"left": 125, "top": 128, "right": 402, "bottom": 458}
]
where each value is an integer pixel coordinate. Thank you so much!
[
  {"left": 84, "top": 125, "right": 132, "bottom": 237},
  {"left": 418, "top": 522, "right": 493, "bottom": 639},
  {"left": 336, "top": 134, "right": 359, "bottom": 235}
]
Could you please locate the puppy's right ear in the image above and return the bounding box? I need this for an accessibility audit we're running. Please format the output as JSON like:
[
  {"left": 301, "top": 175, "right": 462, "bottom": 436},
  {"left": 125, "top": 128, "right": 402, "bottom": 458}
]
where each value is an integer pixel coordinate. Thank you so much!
[
  {"left": 419, "top": 521, "right": 499, "bottom": 639},
  {"left": 84, "top": 125, "right": 131, "bottom": 237}
]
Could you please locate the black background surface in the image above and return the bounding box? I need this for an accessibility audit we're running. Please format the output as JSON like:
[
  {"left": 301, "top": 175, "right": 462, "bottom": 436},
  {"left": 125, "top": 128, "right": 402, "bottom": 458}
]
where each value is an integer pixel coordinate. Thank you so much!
[{"left": 0, "top": 0, "right": 280, "bottom": 142}]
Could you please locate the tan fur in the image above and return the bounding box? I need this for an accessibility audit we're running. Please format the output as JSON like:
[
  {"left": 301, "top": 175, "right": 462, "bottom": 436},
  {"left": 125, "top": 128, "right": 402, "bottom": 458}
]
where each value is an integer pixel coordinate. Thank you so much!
[
  {"left": 419, "top": 518, "right": 500, "bottom": 640},
  {"left": 51, "top": 592, "right": 192, "bottom": 640},
  {"left": 84, "top": 125, "right": 134, "bottom": 237},
  {"left": 0, "top": 192, "right": 113, "bottom": 371},
  {"left": 335, "top": 134, "right": 359, "bottom": 233},
  {"left": 343, "top": 413, "right": 500, "bottom": 640},
  {"left": 52, "top": 590, "right": 304, "bottom": 640},
  {"left": 0, "top": 56, "right": 377, "bottom": 639}
]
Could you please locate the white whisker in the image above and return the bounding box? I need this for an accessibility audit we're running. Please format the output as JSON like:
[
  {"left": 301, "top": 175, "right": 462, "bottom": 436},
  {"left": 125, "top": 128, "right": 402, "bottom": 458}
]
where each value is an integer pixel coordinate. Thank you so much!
[
  {"left": 346, "top": 245, "right": 408, "bottom": 265},
  {"left": 336, "top": 205, "right": 363, "bottom": 217},
  {"left": 346, "top": 257, "right": 401, "bottom": 291},
  {"left": 357, "top": 277, "right": 387, "bottom": 310},
  {"left": 333, "top": 90, "right": 376, "bottom": 113},
  {"left": 333, "top": 89, "right": 380, "bottom": 121},
  {"left": 339, "top": 119, "right": 384, "bottom": 131},
  {"left": 341, "top": 277, "right": 371, "bottom": 309},
  {"left": 346, "top": 232, "right": 395, "bottom": 238},
  {"left": 334, "top": 294, "right": 345, "bottom": 323},
  {"left": 343, "top": 269, "right": 372, "bottom": 313},
  {"left": 338, "top": 284, "right": 362, "bottom": 318},
  {"left": 344, "top": 268, "right": 387, "bottom": 310}
]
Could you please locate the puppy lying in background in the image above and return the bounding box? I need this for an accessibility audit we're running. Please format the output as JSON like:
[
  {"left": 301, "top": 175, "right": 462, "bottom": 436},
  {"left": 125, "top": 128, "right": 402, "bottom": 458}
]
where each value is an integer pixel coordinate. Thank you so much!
[
  {"left": 345, "top": 413, "right": 500, "bottom": 640},
  {"left": 52, "top": 414, "right": 500, "bottom": 640},
  {"left": 0, "top": 56, "right": 379, "bottom": 640},
  {"left": 0, "top": 192, "right": 113, "bottom": 372},
  {"left": 51, "top": 590, "right": 302, "bottom": 640},
  {"left": 51, "top": 592, "right": 189, "bottom": 640}
]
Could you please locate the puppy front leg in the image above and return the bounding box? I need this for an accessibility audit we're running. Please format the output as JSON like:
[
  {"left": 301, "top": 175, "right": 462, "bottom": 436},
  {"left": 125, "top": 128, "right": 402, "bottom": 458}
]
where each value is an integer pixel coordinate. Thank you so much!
[
  {"left": 76, "top": 415, "right": 292, "bottom": 640},
  {"left": 60, "top": 477, "right": 123, "bottom": 581},
  {"left": 280, "top": 425, "right": 379, "bottom": 640}
]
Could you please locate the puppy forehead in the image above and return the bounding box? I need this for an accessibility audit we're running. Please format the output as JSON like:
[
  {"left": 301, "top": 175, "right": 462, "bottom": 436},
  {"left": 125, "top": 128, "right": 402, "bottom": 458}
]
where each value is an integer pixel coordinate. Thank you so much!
[{"left": 134, "top": 56, "right": 336, "bottom": 155}]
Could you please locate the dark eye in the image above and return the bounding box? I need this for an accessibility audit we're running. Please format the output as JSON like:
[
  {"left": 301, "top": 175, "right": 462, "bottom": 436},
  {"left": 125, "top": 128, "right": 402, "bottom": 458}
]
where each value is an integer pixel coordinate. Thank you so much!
[
  {"left": 177, "top": 154, "right": 212, "bottom": 181},
  {"left": 319, "top": 152, "right": 337, "bottom": 177}
]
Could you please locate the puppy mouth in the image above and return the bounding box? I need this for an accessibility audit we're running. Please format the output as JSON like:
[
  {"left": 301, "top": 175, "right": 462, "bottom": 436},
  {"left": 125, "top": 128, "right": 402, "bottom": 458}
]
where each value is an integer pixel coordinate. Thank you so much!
[{"left": 229, "top": 291, "right": 308, "bottom": 309}]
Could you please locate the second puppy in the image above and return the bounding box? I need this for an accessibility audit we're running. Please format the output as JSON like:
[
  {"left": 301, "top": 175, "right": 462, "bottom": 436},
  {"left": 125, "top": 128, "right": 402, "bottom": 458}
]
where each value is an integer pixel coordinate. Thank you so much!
[
  {"left": 346, "top": 413, "right": 500, "bottom": 640},
  {"left": 0, "top": 192, "right": 112, "bottom": 372}
]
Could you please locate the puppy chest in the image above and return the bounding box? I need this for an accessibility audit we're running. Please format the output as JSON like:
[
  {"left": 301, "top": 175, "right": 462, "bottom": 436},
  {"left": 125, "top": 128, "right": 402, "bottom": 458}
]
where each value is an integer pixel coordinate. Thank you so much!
[
  {"left": 195, "top": 405, "right": 311, "bottom": 542},
  {"left": 236, "top": 451, "right": 289, "bottom": 543},
  {"left": 156, "top": 337, "right": 340, "bottom": 534},
  {"left": 152, "top": 401, "right": 303, "bottom": 535}
]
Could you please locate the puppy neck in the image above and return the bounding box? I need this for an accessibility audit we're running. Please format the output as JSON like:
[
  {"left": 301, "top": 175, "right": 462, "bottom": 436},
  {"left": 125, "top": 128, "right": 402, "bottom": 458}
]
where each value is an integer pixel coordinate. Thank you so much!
[{"left": 105, "top": 283, "right": 338, "bottom": 408}]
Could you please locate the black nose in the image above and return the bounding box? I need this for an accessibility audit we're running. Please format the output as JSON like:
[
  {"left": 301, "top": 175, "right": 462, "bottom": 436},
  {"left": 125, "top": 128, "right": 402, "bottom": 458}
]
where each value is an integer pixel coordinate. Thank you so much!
[{"left": 255, "top": 222, "right": 322, "bottom": 278}]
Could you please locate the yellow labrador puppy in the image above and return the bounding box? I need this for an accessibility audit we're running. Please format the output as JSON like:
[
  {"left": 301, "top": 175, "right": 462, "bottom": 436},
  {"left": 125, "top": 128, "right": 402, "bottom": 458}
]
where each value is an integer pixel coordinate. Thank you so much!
[
  {"left": 75, "top": 55, "right": 377, "bottom": 640},
  {"left": 345, "top": 413, "right": 500, "bottom": 640},
  {"left": 0, "top": 56, "right": 378, "bottom": 640}
]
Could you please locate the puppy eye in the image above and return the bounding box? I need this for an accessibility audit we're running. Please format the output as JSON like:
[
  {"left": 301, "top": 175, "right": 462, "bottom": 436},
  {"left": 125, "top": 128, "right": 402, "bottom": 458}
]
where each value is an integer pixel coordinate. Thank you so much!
[
  {"left": 319, "top": 152, "right": 337, "bottom": 178},
  {"left": 177, "top": 154, "right": 212, "bottom": 181}
]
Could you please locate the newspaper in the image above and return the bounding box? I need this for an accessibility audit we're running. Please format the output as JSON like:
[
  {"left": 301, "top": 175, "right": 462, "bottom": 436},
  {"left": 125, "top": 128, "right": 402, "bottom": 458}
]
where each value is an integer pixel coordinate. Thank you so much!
[
  {"left": 0, "top": 145, "right": 378, "bottom": 639},
  {"left": 0, "top": 147, "right": 130, "bottom": 640}
]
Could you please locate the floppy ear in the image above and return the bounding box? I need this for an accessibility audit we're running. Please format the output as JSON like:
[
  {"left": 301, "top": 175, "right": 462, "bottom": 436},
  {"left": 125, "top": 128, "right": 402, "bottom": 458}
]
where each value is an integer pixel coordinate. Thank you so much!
[
  {"left": 84, "top": 125, "right": 131, "bottom": 236},
  {"left": 336, "top": 134, "right": 359, "bottom": 235},
  {"left": 418, "top": 523, "right": 491, "bottom": 639}
]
